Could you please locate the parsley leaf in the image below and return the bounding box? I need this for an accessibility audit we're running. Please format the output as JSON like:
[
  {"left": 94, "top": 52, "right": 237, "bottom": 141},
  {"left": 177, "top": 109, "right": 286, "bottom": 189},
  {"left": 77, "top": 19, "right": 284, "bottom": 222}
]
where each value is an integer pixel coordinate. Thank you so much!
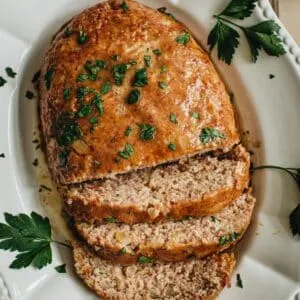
[
  {"left": 78, "top": 31, "right": 89, "bottom": 44},
  {"left": 208, "top": 20, "right": 240, "bottom": 65},
  {"left": 138, "top": 124, "right": 156, "bottom": 141},
  {"left": 92, "top": 94, "right": 104, "bottom": 116},
  {"left": 158, "top": 81, "right": 168, "bottom": 89},
  {"left": 0, "top": 77, "right": 7, "bottom": 87},
  {"left": 192, "top": 112, "right": 199, "bottom": 119},
  {"left": 59, "top": 150, "right": 69, "bottom": 167},
  {"left": 25, "top": 91, "right": 35, "bottom": 100},
  {"left": 5, "top": 67, "right": 17, "bottom": 78},
  {"left": 100, "top": 81, "right": 111, "bottom": 95},
  {"left": 64, "top": 28, "right": 73, "bottom": 38},
  {"left": 200, "top": 127, "right": 225, "bottom": 144},
  {"left": 77, "top": 105, "right": 92, "bottom": 118},
  {"left": 243, "top": 20, "right": 286, "bottom": 62},
  {"left": 55, "top": 264, "right": 66, "bottom": 273},
  {"left": 236, "top": 273, "right": 243, "bottom": 288},
  {"left": 125, "top": 126, "right": 132, "bottom": 137},
  {"left": 176, "top": 32, "right": 190, "bottom": 45},
  {"left": 113, "top": 64, "right": 128, "bottom": 86},
  {"left": 126, "top": 89, "right": 141, "bottom": 104},
  {"left": 152, "top": 49, "right": 162, "bottom": 56},
  {"left": 169, "top": 113, "right": 177, "bottom": 124},
  {"left": 219, "top": 0, "right": 258, "bottom": 20},
  {"left": 160, "top": 64, "right": 167, "bottom": 73},
  {"left": 168, "top": 143, "right": 176, "bottom": 151},
  {"left": 132, "top": 69, "right": 148, "bottom": 87},
  {"left": 138, "top": 256, "right": 154, "bottom": 264},
  {"left": 144, "top": 55, "right": 152, "bottom": 67},
  {"left": 63, "top": 88, "right": 71, "bottom": 100},
  {"left": 121, "top": 1, "right": 129, "bottom": 12},
  {"left": 120, "top": 247, "right": 126, "bottom": 255},
  {"left": 219, "top": 232, "right": 239, "bottom": 246},
  {"left": 32, "top": 71, "right": 41, "bottom": 84},
  {"left": 118, "top": 144, "right": 134, "bottom": 159},
  {"left": 76, "top": 74, "right": 89, "bottom": 82},
  {"left": 44, "top": 67, "right": 55, "bottom": 90}
]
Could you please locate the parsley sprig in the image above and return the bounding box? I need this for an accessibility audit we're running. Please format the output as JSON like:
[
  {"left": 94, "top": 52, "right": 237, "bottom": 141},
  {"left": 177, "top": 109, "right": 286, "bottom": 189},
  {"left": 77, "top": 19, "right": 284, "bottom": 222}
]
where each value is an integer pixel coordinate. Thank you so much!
[
  {"left": 0, "top": 212, "right": 71, "bottom": 269},
  {"left": 208, "top": 0, "right": 286, "bottom": 64},
  {"left": 252, "top": 165, "right": 300, "bottom": 236}
]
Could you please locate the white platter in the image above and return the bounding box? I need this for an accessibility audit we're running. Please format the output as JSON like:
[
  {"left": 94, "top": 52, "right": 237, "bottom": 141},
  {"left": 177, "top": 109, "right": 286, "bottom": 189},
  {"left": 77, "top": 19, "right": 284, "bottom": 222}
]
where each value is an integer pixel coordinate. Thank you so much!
[{"left": 0, "top": 0, "right": 299, "bottom": 299}]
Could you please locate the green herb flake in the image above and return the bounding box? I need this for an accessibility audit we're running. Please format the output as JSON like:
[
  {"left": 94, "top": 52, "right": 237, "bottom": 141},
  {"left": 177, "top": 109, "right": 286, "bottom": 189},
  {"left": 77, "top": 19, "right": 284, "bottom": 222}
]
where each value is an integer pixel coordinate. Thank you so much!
[
  {"left": 118, "top": 143, "right": 134, "bottom": 159},
  {"left": 44, "top": 67, "right": 55, "bottom": 90},
  {"left": 192, "top": 112, "right": 199, "bottom": 119},
  {"left": 138, "top": 256, "right": 154, "bottom": 264},
  {"left": 92, "top": 94, "right": 104, "bottom": 116},
  {"left": 77, "top": 105, "right": 92, "bottom": 118},
  {"left": 113, "top": 64, "right": 128, "bottom": 86},
  {"left": 120, "top": 247, "right": 127, "bottom": 255},
  {"left": 104, "top": 217, "right": 117, "bottom": 223},
  {"left": 269, "top": 74, "right": 275, "bottom": 79},
  {"left": 168, "top": 143, "right": 176, "bottom": 151},
  {"left": 132, "top": 68, "right": 148, "bottom": 87},
  {"left": 169, "top": 113, "right": 177, "bottom": 124},
  {"left": 77, "top": 31, "right": 89, "bottom": 44},
  {"left": 211, "top": 216, "right": 217, "bottom": 222},
  {"left": 144, "top": 55, "right": 152, "bottom": 67},
  {"left": 153, "top": 49, "right": 162, "bottom": 56},
  {"left": 237, "top": 273, "right": 243, "bottom": 288},
  {"left": 55, "top": 112, "right": 83, "bottom": 146},
  {"left": 219, "top": 232, "right": 239, "bottom": 246},
  {"left": 64, "top": 27, "right": 73, "bottom": 37},
  {"left": 32, "top": 71, "right": 41, "bottom": 83},
  {"left": 59, "top": 150, "right": 69, "bottom": 167},
  {"left": 0, "top": 212, "right": 53, "bottom": 269},
  {"left": 0, "top": 153, "right": 5, "bottom": 158},
  {"left": 5, "top": 67, "right": 17, "bottom": 78},
  {"left": 200, "top": 127, "right": 225, "bottom": 144},
  {"left": 63, "top": 88, "right": 71, "bottom": 100},
  {"left": 129, "top": 59, "right": 137, "bottom": 65},
  {"left": 158, "top": 81, "right": 168, "bottom": 89},
  {"left": 95, "top": 60, "right": 107, "bottom": 69},
  {"left": 176, "top": 32, "right": 190, "bottom": 45},
  {"left": 76, "top": 74, "right": 89, "bottom": 82},
  {"left": 55, "top": 264, "right": 66, "bottom": 273},
  {"left": 100, "top": 81, "right": 111, "bottom": 95},
  {"left": 76, "top": 86, "right": 93, "bottom": 100},
  {"left": 25, "top": 90, "right": 35, "bottom": 100},
  {"left": 138, "top": 124, "right": 156, "bottom": 141},
  {"left": 126, "top": 89, "right": 141, "bottom": 104},
  {"left": 0, "top": 77, "right": 7, "bottom": 87},
  {"left": 121, "top": 1, "right": 129, "bottom": 12},
  {"left": 160, "top": 64, "right": 167, "bottom": 73},
  {"left": 89, "top": 117, "right": 98, "bottom": 125},
  {"left": 125, "top": 126, "right": 132, "bottom": 137}
]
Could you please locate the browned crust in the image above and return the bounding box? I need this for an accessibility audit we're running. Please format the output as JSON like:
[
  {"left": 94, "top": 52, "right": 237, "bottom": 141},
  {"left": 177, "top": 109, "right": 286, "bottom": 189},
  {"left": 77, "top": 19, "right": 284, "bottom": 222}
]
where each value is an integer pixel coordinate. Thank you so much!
[
  {"left": 63, "top": 145, "right": 250, "bottom": 224},
  {"left": 73, "top": 241, "right": 236, "bottom": 300},
  {"left": 39, "top": 0, "right": 240, "bottom": 184}
]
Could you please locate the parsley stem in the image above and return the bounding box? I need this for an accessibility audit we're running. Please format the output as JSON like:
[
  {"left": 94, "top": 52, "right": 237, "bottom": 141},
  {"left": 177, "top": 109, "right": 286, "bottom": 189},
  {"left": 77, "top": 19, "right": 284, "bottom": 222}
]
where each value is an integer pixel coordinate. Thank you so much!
[
  {"left": 51, "top": 240, "right": 72, "bottom": 249},
  {"left": 215, "top": 16, "right": 244, "bottom": 30}
]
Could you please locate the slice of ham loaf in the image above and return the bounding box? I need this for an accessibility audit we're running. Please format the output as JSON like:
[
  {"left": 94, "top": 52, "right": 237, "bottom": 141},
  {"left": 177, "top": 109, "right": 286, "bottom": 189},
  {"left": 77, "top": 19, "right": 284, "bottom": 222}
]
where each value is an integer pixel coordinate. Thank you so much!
[
  {"left": 73, "top": 242, "right": 235, "bottom": 300},
  {"left": 63, "top": 145, "right": 250, "bottom": 224},
  {"left": 76, "top": 191, "right": 255, "bottom": 264}
]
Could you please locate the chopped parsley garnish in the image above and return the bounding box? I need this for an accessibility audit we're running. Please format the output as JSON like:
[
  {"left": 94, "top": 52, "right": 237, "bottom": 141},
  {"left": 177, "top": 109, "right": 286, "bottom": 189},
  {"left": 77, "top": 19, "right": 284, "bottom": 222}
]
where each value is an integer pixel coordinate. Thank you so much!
[
  {"left": 32, "top": 158, "right": 38, "bottom": 167},
  {"left": 132, "top": 68, "right": 148, "bottom": 87},
  {"left": 158, "top": 81, "right": 168, "bottom": 89},
  {"left": 129, "top": 59, "right": 137, "bottom": 65},
  {"left": 144, "top": 55, "right": 152, "bottom": 67},
  {"left": 111, "top": 55, "right": 119, "bottom": 61},
  {"left": 176, "top": 32, "right": 190, "bottom": 45},
  {"left": 0, "top": 77, "right": 7, "bottom": 87},
  {"left": 76, "top": 73, "right": 89, "bottom": 82},
  {"left": 169, "top": 113, "right": 177, "bottom": 124},
  {"left": 168, "top": 143, "right": 176, "bottom": 151},
  {"left": 84, "top": 60, "right": 106, "bottom": 81},
  {"left": 76, "top": 86, "right": 94, "bottom": 100},
  {"left": 138, "top": 256, "right": 154, "bottom": 264},
  {"left": 121, "top": 1, "right": 129, "bottom": 12},
  {"left": 104, "top": 217, "right": 117, "bottom": 223},
  {"left": 193, "top": 112, "right": 199, "bottom": 119},
  {"left": 59, "top": 150, "right": 69, "bottom": 167},
  {"left": 55, "top": 112, "right": 83, "bottom": 146},
  {"left": 100, "top": 81, "right": 111, "bottom": 95},
  {"left": 95, "top": 60, "right": 107, "bottom": 69},
  {"left": 0, "top": 211, "right": 70, "bottom": 270},
  {"left": 113, "top": 64, "right": 128, "bottom": 86},
  {"left": 157, "top": 7, "right": 175, "bottom": 20},
  {"left": 200, "top": 127, "right": 225, "bottom": 144},
  {"left": 89, "top": 117, "right": 98, "bottom": 125},
  {"left": 92, "top": 94, "right": 104, "bottom": 116},
  {"left": 118, "top": 143, "right": 134, "bottom": 159},
  {"left": 125, "top": 126, "right": 132, "bottom": 137},
  {"left": 126, "top": 89, "right": 141, "bottom": 104},
  {"left": 219, "top": 232, "right": 239, "bottom": 246},
  {"left": 55, "top": 264, "right": 66, "bottom": 273},
  {"left": 0, "top": 153, "right": 5, "bottom": 158},
  {"left": 152, "top": 49, "right": 162, "bottom": 56},
  {"left": 160, "top": 64, "right": 167, "bottom": 73},
  {"left": 138, "top": 124, "right": 156, "bottom": 141},
  {"left": 5, "top": 67, "right": 17, "bottom": 78},
  {"left": 63, "top": 88, "right": 71, "bottom": 100},
  {"left": 237, "top": 274, "right": 243, "bottom": 288},
  {"left": 120, "top": 247, "right": 127, "bottom": 255},
  {"left": 77, "top": 105, "right": 92, "bottom": 118},
  {"left": 269, "top": 74, "right": 275, "bottom": 79},
  {"left": 25, "top": 90, "right": 35, "bottom": 100},
  {"left": 64, "top": 27, "right": 73, "bottom": 37},
  {"left": 77, "top": 31, "right": 89, "bottom": 44},
  {"left": 44, "top": 67, "right": 55, "bottom": 90},
  {"left": 32, "top": 70, "right": 41, "bottom": 83}
]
